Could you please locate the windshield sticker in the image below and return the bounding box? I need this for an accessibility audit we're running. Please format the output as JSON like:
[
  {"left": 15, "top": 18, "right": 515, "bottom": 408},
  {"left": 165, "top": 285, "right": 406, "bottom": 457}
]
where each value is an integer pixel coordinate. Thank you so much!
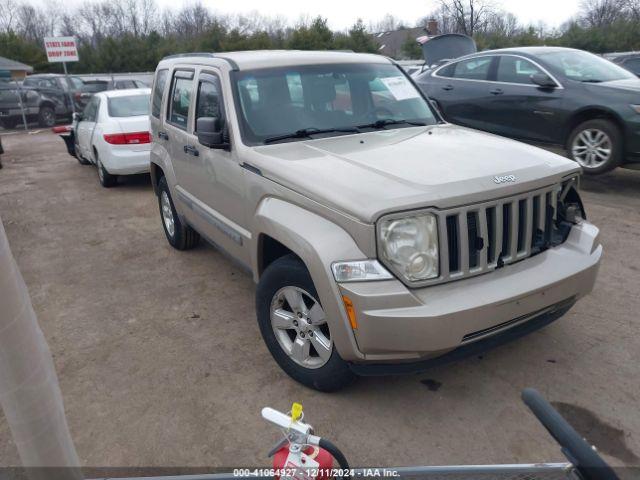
[{"left": 380, "top": 76, "right": 421, "bottom": 101}]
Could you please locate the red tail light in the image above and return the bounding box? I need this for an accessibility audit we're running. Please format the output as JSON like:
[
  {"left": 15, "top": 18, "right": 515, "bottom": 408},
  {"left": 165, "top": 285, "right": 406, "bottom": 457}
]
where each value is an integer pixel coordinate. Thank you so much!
[
  {"left": 52, "top": 125, "right": 72, "bottom": 134},
  {"left": 103, "top": 131, "right": 150, "bottom": 145}
]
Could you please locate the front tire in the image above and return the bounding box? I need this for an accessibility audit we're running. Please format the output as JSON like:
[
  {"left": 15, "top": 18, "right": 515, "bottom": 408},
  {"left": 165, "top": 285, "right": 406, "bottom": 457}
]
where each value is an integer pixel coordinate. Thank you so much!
[
  {"left": 157, "top": 176, "right": 200, "bottom": 250},
  {"left": 1, "top": 119, "right": 18, "bottom": 129},
  {"left": 256, "top": 254, "right": 355, "bottom": 392},
  {"left": 38, "top": 106, "right": 56, "bottom": 128},
  {"left": 567, "top": 119, "right": 622, "bottom": 175}
]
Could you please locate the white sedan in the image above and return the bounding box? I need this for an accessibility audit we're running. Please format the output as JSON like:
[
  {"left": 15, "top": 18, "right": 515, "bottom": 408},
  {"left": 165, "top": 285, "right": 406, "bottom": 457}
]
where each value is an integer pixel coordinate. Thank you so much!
[{"left": 74, "top": 88, "right": 151, "bottom": 187}]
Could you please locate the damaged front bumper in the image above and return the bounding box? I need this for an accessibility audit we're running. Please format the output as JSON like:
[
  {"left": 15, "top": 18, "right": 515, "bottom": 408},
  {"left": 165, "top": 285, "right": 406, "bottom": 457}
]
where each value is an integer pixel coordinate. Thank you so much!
[{"left": 339, "top": 221, "right": 601, "bottom": 372}]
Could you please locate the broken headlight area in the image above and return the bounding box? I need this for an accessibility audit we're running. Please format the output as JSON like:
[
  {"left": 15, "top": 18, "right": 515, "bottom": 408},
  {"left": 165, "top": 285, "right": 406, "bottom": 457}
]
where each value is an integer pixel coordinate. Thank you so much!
[{"left": 531, "top": 176, "right": 585, "bottom": 254}]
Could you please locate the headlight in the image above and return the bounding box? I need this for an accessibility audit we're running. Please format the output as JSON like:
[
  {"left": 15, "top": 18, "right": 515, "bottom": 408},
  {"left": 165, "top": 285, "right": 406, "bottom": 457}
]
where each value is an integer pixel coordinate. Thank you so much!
[
  {"left": 631, "top": 105, "right": 640, "bottom": 114},
  {"left": 378, "top": 213, "right": 439, "bottom": 282}
]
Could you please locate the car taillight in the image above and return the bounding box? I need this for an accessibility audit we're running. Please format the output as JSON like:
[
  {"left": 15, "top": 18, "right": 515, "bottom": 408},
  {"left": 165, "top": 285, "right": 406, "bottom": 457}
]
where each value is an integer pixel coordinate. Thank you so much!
[
  {"left": 52, "top": 125, "right": 72, "bottom": 134},
  {"left": 103, "top": 132, "right": 150, "bottom": 145}
]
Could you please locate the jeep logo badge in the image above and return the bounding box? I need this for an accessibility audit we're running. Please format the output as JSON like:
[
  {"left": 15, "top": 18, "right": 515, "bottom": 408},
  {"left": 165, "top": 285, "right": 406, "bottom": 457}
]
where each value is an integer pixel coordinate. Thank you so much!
[{"left": 494, "top": 174, "right": 517, "bottom": 184}]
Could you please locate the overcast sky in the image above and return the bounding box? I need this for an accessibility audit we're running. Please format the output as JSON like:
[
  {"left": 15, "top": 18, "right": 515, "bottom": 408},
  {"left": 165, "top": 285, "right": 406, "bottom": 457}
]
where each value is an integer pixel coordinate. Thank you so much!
[{"left": 148, "top": 0, "right": 583, "bottom": 30}]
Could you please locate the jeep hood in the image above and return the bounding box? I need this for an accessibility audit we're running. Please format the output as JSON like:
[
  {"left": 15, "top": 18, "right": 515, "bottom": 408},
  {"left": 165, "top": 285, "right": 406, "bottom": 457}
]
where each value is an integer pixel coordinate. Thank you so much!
[{"left": 249, "top": 124, "right": 579, "bottom": 223}]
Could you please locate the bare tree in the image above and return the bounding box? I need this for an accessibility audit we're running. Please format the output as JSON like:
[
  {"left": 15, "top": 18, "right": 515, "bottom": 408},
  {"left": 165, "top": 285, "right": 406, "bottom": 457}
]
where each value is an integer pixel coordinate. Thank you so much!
[
  {"left": 369, "top": 14, "right": 403, "bottom": 32},
  {"left": 172, "top": 3, "right": 212, "bottom": 38},
  {"left": 579, "top": 0, "right": 624, "bottom": 27},
  {"left": 0, "top": 0, "right": 18, "bottom": 33},
  {"left": 437, "top": 0, "right": 495, "bottom": 36}
]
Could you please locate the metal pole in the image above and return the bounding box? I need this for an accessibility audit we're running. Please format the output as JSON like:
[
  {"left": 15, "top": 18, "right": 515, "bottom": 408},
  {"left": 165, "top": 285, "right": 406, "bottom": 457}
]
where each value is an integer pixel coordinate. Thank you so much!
[
  {"left": 62, "top": 61, "right": 75, "bottom": 114},
  {"left": 13, "top": 77, "right": 29, "bottom": 132}
]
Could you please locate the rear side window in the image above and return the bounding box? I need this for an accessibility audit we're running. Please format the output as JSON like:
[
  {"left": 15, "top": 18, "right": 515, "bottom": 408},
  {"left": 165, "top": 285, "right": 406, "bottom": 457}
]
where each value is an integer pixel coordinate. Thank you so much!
[
  {"left": 439, "top": 57, "right": 493, "bottom": 81},
  {"left": 83, "top": 97, "right": 100, "bottom": 122},
  {"left": 167, "top": 71, "right": 193, "bottom": 129},
  {"left": 151, "top": 69, "right": 168, "bottom": 118},
  {"left": 496, "top": 56, "right": 543, "bottom": 84}
]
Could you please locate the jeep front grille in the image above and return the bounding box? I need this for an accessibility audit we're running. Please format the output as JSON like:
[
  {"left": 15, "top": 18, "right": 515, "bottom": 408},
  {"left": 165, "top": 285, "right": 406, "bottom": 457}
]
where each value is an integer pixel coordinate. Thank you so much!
[{"left": 436, "top": 183, "right": 563, "bottom": 285}]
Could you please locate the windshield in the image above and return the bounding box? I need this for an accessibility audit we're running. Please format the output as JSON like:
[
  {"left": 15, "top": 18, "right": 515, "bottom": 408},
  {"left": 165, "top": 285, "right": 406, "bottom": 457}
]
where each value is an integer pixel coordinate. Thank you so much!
[
  {"left": 107, "top": 94, "right": 150, "bottom": 117},
  {"left": 232, "top": 63, "right": 436, "bottom": 145},
  {"left": 69, "top": 77, "right": 84, "bottom": 89},
  {"left": 538, "top": 50, "right": 636, "bottom": 83}
]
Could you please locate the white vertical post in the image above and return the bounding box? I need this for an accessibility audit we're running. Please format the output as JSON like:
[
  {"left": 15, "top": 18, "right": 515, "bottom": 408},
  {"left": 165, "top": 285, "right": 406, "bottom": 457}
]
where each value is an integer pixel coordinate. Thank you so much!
[
  {"left": 13, "top": 77, "right": 29, "bottom": 131},
  {"left": 62, "top": 61, "right": 75, "bottom": 114}
]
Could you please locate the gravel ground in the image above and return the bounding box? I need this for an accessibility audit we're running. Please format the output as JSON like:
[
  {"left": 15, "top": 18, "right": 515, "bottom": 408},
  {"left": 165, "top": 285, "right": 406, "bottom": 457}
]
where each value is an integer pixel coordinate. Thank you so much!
[{"left": 0, "top": 130, "right": 638, "bottom": 475}]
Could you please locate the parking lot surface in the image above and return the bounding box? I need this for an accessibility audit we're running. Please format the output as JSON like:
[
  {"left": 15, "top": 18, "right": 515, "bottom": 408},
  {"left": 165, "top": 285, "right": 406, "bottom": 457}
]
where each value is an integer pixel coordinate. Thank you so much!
[{"left": 0, "top": 131, "right": 638, "bottom": 471}]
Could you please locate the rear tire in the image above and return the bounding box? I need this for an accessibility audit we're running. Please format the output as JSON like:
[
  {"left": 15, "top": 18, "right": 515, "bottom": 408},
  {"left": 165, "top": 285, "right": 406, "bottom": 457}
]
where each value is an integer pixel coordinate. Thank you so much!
[
  {"left": 96, "top": 154, "right": 117, "bottom": 187},
  {"left": 256, "top": 254, "right": 356, "bottom": 392},
  {"left": 1, "top": 119, "right": 18, "bottom": 129},
  {"left": 157, "top": 176, "right": 200, "bottom": 250},
  {"left": 567, "top": 119, "right": 622, "bottom": 175},
  {"left": 38, "top": 106, "right": 56, "bottom": 128}
]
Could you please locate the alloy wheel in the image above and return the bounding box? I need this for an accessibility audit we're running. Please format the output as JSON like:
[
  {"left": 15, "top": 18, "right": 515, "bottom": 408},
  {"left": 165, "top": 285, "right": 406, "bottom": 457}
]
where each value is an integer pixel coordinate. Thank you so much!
[
  {"left": 270, "top": 286, "right": 332, "bottom": 369},
  {"left": 160, "top": 191, "right": 175, "bottom": 238},
  {"left": 41, "top": 109, "right": 55, "bottom": 127},
  {"left": 571, "top": 128, "right": 612, "bottom": 169}
]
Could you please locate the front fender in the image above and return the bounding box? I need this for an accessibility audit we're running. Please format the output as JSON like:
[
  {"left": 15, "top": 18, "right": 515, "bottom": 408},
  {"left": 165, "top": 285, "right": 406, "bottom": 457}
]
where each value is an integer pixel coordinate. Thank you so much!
[{"left": 253, "top": 197, "right": 368, "bottom": 361}]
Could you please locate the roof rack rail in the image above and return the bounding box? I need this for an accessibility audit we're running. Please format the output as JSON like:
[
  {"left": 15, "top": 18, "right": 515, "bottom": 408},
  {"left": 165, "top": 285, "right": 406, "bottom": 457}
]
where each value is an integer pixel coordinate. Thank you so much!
[{"left": 160, "top": 52, "right": 239, "bottom": 71}]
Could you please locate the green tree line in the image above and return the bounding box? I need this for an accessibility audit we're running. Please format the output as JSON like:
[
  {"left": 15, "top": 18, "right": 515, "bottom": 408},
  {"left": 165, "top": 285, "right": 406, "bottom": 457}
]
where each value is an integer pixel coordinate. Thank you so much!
[{"left": 1, "top": 0, "right": 640, "bottom": 73}]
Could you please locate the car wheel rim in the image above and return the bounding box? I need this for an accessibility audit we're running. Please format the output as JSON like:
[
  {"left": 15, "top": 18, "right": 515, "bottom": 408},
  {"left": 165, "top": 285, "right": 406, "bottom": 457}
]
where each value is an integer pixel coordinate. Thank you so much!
[
  {"left": 43, "top": 110, "right": 54, "bottom": 126},
  {"left": 160, "top": 191, "right": 175, "bottom": 238},
  {"left": 571, "top": 128, "right": 612, "bottom": 169},
  {"left": 270, "top": 286, "right": 332, "bottom": 369}
]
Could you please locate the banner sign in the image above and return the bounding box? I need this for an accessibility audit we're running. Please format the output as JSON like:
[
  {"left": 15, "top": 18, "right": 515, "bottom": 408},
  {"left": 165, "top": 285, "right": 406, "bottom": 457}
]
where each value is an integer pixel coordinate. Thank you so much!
[{"left": 44, "top": 37, "right": 79, "bottom": 63}]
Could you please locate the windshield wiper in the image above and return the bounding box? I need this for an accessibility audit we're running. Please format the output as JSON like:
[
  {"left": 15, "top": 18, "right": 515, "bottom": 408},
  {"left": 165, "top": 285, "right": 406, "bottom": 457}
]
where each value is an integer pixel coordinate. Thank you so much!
[
  {"left": 580, "top": 79, "right": 603, "bottom": 83},
  {"left": 263, "top": 127, "right": 360, "bottom": 144},
  {"left": 356, "top": 119, "right": 428, "bottom": 130}
]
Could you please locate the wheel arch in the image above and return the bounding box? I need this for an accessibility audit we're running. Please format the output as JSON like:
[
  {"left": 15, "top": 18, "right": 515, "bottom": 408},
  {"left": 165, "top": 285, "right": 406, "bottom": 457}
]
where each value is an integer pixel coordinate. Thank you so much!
[
  {"left": 253, "top": 197, "right": 368, "bottom": 361},
  {"left": 564, "top": 107, "right": 626, "bottom": 147},
  {"left": 38, "top": 100, "right": 56, "bottom": 111},
  {"left": 150, "top": 162, "right": 164, "bottom": 195}
]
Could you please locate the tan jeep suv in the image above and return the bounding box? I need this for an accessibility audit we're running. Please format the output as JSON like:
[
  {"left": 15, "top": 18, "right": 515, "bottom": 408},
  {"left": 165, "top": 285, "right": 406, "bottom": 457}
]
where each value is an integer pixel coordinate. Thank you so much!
[{"left": 149, "top": 51, "right": 602, "bottom": 391}]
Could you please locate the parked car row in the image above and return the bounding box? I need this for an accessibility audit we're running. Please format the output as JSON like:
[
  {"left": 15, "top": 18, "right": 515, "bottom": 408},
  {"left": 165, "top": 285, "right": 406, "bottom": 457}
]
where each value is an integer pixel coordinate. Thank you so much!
[
  {"left": 604, "top": 51, "right": 640, "bottom": 77},
  {"left": 0, "top": 74, "right": 81, "bottom": 128},
  {"left": 1, "top": 74, "right": 147, "bottom": 129},
  {"left": 48, "top": 45, "right": 640, "bottom": 390},
  {"left": 75, "top": 78, "right": 148, "bottom": 109}
]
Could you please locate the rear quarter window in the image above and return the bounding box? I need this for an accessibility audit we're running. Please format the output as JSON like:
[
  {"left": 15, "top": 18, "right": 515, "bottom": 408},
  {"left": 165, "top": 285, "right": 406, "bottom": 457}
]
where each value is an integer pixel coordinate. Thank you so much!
[{"left": 151, "top": 69, "right": 168, "bottom": 118}]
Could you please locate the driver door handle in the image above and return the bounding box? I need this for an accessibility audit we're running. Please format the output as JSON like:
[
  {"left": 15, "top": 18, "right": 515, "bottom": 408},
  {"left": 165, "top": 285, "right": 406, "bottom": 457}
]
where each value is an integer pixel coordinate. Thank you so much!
[
  {"left": 184, "top": 145, "right": 199, "bottom": 157},
  {"left": 442, "top": 84, "right": 454, "bottom": 91},
  {"left": 489, "top": 88, "right": 504, "bottom": 95}
]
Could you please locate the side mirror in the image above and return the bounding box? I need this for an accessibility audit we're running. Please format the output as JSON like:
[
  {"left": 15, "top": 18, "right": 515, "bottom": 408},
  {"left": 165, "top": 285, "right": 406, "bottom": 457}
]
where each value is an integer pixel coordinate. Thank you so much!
[
  {"left": 72, "top": 112, "right": 82, "bottom": 122},
  {"left": 196, "top": 116, "right": 228, "bottom": 149},
  {"left": 530, "top": 73, "right": 557, "bottom": 88}
]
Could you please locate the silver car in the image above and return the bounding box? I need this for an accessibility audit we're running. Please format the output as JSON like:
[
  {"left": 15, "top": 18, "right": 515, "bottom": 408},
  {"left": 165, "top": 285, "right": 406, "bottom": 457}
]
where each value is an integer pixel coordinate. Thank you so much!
[{"left": 149, "top": 51, "right": 601, "bottom": 391}]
